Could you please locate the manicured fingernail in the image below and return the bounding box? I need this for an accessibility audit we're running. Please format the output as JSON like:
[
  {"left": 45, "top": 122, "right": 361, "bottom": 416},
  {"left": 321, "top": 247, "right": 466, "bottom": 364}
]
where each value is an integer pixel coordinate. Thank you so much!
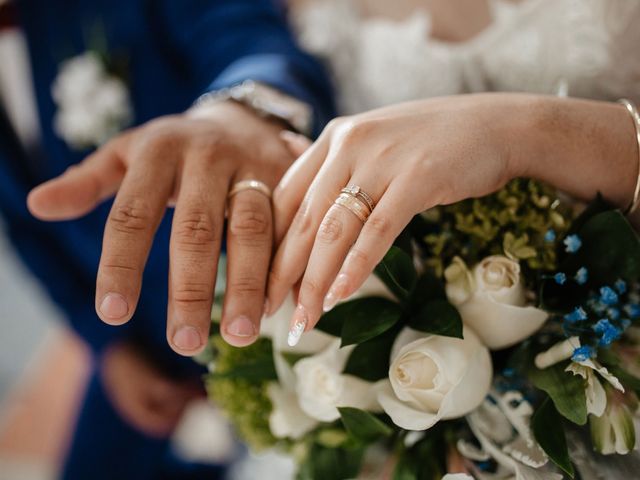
[
  {"left": 287, "top": 305, "right": 308, "bottom": 347},
  {"left": 99, "top": 293, "right": 128, "bottom": 320},
  {"left": 172, "top": 326, "right": 202, "bottom": 352},
  {"left": 323, "top": 274, "right": 348, "bottom": 312},
  {"left": 226, "top": 316, "right": 256, "bottom": 338}
]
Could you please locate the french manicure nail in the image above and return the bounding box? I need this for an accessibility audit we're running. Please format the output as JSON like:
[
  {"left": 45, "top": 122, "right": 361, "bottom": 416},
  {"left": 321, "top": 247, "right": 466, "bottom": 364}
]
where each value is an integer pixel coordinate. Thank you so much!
[
  {"left": 226, "top": 316, "right": 256, "bottom": 338},
  {"left": 323, "top": 274, "right": 348, "bottom": 312},
  {"left": 287, "top": 305, "right": 308, "bottom": 347},
  {"left": 323, "top": 290, "right": 338, "bottom": 312},
  {"left": 172, "top": 326, "right": 202, "bottom": 352},
  {"left": 99, "top": 293, "right": 129, "bottom": 320}
]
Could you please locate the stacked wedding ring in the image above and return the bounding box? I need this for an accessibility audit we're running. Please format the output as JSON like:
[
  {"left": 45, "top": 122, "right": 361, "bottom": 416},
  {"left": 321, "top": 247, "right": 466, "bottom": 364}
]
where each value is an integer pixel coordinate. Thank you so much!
[
  {"left": 334, "top": 185, "right": 375, "bottom": 223},
  {"left": 228, "top": 179, "right": 272, "bottom": 200},
  {"left": 341, "top": 185, "right": 375, "bottom": 212}
]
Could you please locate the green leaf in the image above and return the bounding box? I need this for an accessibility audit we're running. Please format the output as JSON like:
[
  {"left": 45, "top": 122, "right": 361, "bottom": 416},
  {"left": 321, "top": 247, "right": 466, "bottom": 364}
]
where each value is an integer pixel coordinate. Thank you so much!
[
  {"left": 316, "top": 305, "right": 346, "bottom": 337},
  {"left": 392, "top": 459, "right": 419, "bottom": 480},
  {"left": 343, "top": 326, "right": 399, "bottom": 381},
  {"left": 374, "top": 246, "right": 418, "bottom": 301},
  {"left": 532, "top": 397, "right": 575, "bottom": 478},
  {"left": 338, "top": 297, "right": 403, "bottom": 347},
  {"left": 338, "top": 407, "right": 393, "bottom": 443},
  {"left": 563, "top": 211, "right": 640, "bottom": 285},
  {"left": 209, "top": 359, "right": 277, "bottom": 381},
  {"left": 408, "top": 299, "right": 463, "bottom": 338},
  {"left": 529, "top": 362, "right": 587, "bottom": 425},
  {"left": 296, "top": 443, "right": 364, "bottom": 480},
  {"left": 408, "top": 272, "right": 446, "bottom": 309}
]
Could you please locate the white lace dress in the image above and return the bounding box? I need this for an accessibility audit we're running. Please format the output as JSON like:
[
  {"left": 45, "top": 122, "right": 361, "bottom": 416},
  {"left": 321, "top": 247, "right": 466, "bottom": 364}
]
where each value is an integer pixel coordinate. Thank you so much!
[{"left": 292, "top": 0, "right": 640, "bottom": 115}]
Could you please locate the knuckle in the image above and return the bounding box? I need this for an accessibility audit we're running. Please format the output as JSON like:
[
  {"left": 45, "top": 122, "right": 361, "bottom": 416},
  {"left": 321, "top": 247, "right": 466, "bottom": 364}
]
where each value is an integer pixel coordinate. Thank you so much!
[
  {"left": 268, "top": 267, "right": 286, "bottom": 287},
  {"left": 229, "top": 276, "right": 264, "bottom": 296},
  {"left": 291, "top": 199, "right": 314, "bottom": 236},
  {"left": 347, "top": 247, "right": 371, "bottom": 269},
  {"left": 365, "top": 214, "right": 392, "bottom": 238},
  {"left": 301, "top": 278, "right": 320, "bottom": 297},
  {"left": 172, "top": 283, "right": 212, "bottom": 310},
  {"left": 229, "top": 202, "right": 271, "bottom": 240},
  {"left": 339, "top": 118, "right": 378, "bottom": 147},
  {"left": 317, "top": 214, "right": 343, "bottom": 244},
  {"left": 108, "top": 199, "right": 153, "bottom": 234},
  {"left": 174, "top": 211, "right": 218, "bottom": 251}
]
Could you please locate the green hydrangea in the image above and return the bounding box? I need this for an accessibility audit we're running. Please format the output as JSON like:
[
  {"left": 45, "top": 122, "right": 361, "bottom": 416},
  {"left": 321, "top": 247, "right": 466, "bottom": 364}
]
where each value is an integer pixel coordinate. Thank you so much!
[
  {"left": 422, "top": 179, "right": 572, "bottom": 278},
  {"left": 204, "top": 335, "right": 277, "bottom": 451}
]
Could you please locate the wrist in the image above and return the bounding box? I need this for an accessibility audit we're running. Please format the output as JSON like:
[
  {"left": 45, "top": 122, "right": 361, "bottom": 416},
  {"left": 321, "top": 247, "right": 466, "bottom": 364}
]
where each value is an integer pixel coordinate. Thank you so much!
[{"left": 510, "top": 95, "right": 639, "bottom": 208}]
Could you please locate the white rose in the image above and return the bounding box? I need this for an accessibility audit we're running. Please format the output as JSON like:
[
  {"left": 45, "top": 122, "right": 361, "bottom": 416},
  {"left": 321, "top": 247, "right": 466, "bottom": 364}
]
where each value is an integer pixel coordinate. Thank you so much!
[
  {"left": 377, "top": 327, "right": 492, "bottom": 431},
  {"left": 294, "top": 340, "right": 381, "bottom": 422},
  {"left": 446, "top": 255, "right": 548, "bottom": 349},
  {"left": 267, "top": 383, "right": 318, "bottom": 439}
]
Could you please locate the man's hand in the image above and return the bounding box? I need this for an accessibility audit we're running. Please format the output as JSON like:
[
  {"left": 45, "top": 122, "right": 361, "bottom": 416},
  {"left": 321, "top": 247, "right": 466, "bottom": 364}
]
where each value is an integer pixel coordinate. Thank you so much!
[{"left": 28, "top": 101, "right": 295, "bottom": 354}]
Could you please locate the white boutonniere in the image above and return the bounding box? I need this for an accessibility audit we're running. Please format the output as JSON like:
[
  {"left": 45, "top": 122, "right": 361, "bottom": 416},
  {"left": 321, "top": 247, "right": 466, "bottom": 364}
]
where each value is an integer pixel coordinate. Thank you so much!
[{"left": 52, "top": 51, "right": 132, "bottom": 150}]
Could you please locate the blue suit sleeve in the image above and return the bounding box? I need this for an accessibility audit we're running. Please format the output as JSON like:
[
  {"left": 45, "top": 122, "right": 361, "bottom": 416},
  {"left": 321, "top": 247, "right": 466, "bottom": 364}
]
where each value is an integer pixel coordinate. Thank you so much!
[{"left": 159, "top": 0, "right": 335, "bottom": 136}]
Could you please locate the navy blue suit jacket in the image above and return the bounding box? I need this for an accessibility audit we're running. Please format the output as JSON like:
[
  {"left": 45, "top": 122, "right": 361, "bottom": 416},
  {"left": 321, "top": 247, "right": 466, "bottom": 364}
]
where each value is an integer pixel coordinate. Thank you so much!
[{"left": 0, "top": 0, "right": 334, "bottom": 375}]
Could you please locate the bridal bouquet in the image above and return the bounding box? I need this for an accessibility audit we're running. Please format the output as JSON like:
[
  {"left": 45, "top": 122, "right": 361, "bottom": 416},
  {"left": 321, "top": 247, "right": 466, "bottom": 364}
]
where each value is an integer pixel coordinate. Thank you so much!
[{"left": 201, "top": 179, "right": 640, "bottom": 479}]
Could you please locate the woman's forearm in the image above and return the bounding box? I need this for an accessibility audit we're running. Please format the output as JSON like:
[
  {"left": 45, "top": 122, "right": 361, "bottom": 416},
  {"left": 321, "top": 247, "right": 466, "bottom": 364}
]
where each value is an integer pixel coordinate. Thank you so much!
[{"left": 509, "top": 95, "right": 638, "bottom": 210}]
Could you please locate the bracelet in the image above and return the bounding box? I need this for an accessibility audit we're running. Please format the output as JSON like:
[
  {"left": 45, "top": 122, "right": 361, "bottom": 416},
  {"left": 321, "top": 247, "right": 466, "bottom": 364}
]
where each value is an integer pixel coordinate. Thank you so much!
[{"left": 619, "top": 99, "right": 640, "bottom": 214}]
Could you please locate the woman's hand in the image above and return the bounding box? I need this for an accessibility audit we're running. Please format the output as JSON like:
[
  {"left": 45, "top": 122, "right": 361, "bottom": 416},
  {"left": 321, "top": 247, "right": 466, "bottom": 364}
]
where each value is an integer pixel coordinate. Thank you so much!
[
  {"left": 266, "top": 95, "right": 521, "bottom": 344},
  {"left": 266, "top": 93, "right": 639, "bottom": 346}
]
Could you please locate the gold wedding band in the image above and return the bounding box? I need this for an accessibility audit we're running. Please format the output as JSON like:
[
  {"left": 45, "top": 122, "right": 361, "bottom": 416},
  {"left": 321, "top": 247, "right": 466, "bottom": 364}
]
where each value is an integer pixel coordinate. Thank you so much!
[
  {"left": 334, "top": 192, "right": 371, "bottom": 223},
  {"left": 341, "top": 185, "right": 376, "bottom": 211},
  {"left": 228, "top": 180, "right": 272, "bottom": 200}
]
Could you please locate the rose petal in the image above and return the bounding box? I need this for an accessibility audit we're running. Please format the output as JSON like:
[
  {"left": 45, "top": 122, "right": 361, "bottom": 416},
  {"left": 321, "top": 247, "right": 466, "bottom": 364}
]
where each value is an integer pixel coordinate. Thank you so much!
[
  {"left": 267, "top": 383, "right": 318, "bottom": 439},
  {"left": 457, "top": 292, "right": 548, "bottom": 349},
  {"left": 377, "top": 380, "right": 441, "bottom": 430}
]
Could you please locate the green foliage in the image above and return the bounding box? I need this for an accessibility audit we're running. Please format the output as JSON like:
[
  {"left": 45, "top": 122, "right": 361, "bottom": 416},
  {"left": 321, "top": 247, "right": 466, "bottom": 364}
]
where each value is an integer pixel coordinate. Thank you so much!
[
  {"left": 531, "top": 397, "right": 574, "bottom": 478},
  {"left": 408, "top": 299, "right": 463, "bottom": 338},
  {"left": 296, "top": 442, "right": 365, "bottom": 480},
  {"left": 529, "top": 361, "right": 587, "bottom": 426},
  {"left": 421, "top": 179, "right": 570, "bottom": 278},
  {"left": 204, "top": 336, "right": 277, "bottom": 450},
  {"left": 343, "top": 326, "right": 399, "bottom": 381},
  {"left": 560, "top": 211, "right": 640, "bottom": 284},
  {"left": 541, "top": 209, "right": 640, "bottom": 311},
  {"left": 374, "top": 246, "right": 418, "bottom": 300},
  {"left": 392, "top": 428, "right": 447, "bottom": 480},
  {"left": 316, "top": 297, "right": 403, "bottom": 346},
  {"left": 338, "top": 407, "right": 393, "bottom": 443}
]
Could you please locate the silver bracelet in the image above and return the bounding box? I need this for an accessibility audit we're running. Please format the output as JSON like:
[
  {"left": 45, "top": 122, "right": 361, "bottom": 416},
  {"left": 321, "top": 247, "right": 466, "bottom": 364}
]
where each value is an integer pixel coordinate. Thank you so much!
[{"left": 619, "top": 99, "right": 640, "bottom": 214}]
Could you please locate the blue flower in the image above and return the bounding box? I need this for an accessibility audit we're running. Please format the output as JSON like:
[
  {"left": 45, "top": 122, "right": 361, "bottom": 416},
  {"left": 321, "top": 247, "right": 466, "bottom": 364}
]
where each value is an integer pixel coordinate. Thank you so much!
[
  {"left": 607, "top": 307, "right": 621, "bottom": 321},
  {"left": 572, "top": 345, "right": 596, "bottom": 362},
  {"left": 621, "top": 319, "right": 632, "bottom": 330},
  {"left": 624, "top": 303, "right": 640, "bottom": 319},
  {"left": 564, "top": 234, "right": 582, "bottom": 253},
  {"left": 564, "top": 307, "right": 588, "bottom": 323},
  {"left": 574, "top": 267, "right": 588, "bottom": 285},
  {"left": 593, "top": 319, "right": 622, "bottom": 347},
  {"left": 600, "top": 286, "right": 619, "bottom": 306},
  {"left": 554, "top": 272, "right": 567, "bottom": 285},
  {"left": 544, "top": 229, "right": 557, "bottom": 243},
  {"left": 615, "top": 279, "right": 627, "bottom": 295}
]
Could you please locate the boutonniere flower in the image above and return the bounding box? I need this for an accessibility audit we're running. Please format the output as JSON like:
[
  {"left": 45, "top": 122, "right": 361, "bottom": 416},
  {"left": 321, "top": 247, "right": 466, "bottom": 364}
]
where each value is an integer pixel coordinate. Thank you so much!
[{"left": 52, "top": 51, "right": 132, "bottom": 150}]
